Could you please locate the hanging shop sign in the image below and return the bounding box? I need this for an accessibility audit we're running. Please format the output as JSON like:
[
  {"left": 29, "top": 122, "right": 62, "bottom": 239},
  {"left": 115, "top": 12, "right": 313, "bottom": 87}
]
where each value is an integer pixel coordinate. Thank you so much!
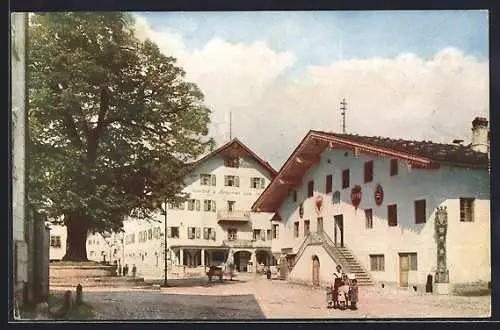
[
  {"left": 374, "top": 184, "right": 384, "bottom": 206},
  {"left": 351, "top": 185, "right": 362, "bottom": 210}
]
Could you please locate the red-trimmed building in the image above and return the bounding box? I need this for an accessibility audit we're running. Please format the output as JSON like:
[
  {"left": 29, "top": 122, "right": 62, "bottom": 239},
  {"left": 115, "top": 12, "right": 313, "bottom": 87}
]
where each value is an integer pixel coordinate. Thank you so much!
[
  {"left": 122, "top": 138, "right": 278, "bottom": 279},
  {"left": 252, "top": 118, "right": 490, "bottom": 293}
]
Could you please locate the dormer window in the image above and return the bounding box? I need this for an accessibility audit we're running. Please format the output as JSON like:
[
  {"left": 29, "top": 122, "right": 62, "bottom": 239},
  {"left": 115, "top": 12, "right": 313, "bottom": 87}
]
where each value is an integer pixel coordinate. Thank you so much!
[{"left": 225, "top": 156, "right": 240, "bottom": 168}]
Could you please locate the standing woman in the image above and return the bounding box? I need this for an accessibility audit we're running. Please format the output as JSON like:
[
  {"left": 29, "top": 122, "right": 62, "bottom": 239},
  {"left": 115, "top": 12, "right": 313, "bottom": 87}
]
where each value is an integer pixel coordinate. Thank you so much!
[{"left": 332, "top": 265, "right": 343, "bottom": 309}]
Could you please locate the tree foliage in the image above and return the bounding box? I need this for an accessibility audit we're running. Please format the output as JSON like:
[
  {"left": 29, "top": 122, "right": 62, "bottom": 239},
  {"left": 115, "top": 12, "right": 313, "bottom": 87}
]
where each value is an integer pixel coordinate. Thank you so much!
[{"left": 28, "top": 12, "right": 214, "bottom": 259}]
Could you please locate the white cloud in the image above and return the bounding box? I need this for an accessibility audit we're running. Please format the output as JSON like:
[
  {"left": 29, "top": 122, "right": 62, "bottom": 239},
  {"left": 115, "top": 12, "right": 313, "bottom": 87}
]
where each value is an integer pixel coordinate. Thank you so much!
[{"left": 133, "top": 16, "right": 489, "bottom": 170}]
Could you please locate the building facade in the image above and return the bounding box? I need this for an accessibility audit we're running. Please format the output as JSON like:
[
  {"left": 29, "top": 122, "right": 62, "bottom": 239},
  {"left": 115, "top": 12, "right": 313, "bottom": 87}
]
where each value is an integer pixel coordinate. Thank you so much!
[
  {"left": 48, "top": 224, "right": 113, "bottom": 263},
  {"left": 252, "top": 118, "right": 490, "bottom": 293},
  {"left": 122, "top": 138, "right": 277, "bottom": 279}
]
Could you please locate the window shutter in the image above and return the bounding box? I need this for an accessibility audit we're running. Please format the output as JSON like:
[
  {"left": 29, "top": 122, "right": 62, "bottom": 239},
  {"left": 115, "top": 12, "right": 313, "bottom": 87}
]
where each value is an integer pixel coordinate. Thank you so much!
[
  {"left": 261, "top": 178, "right": 265, "bottom": 188},
  {"left": 224, "top": 176, "right": 228, "bottom": 186},
  {"left": 260, "top": 230, "right": 266, "bottom": 241},
  {"left": 212, "top": 200, "right": 216, "bottom": 212},
  {"left": 203, "top": 227, "right": 208, "bottom": 240},
  {"left": 211, "top": 175, "right": 216, "bottom": 186},
  {"left": 196, "top": 199, "right": 200, "bottom": 211},
  {"left": 204, "top": 200, "right": 208, "bottom": 211},
  {"left": 235, "top": 176, "right": 240, "bottom": 187},
  {"left": 187, "top": 227, "right": 191, "bottom": 239},
  {"left": 195, "top": 227, "right": 201, "bottom": 239},
  {"left": 167, "top": 227, "right": 172, "bottom": 238},
  {"left": 211, "top": 230, "right": 216, "bottom": 241}
]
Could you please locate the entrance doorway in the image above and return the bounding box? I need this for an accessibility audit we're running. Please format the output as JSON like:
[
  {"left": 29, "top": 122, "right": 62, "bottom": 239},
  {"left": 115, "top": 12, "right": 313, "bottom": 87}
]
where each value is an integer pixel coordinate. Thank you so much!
[
  {"left": 312, "top": 256, "right": 320, "bottom": 286},
  {"left": 317, "top": 217, "right": 323, "bottom": 233},
  {"left": 234, "top": 251, "right": 251, "bottom": 272},
  {"left": 399, "top": 254, "right": 410, "bottom": 287},
  {"left": 334, "top": 215, "right": 344, "bottom": 247}
]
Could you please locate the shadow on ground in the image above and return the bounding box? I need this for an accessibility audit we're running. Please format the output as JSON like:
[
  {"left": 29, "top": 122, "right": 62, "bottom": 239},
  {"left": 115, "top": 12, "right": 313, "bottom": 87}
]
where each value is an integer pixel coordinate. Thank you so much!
[{"left": 84, "top": 291, "right": 265, "bottom": 320}]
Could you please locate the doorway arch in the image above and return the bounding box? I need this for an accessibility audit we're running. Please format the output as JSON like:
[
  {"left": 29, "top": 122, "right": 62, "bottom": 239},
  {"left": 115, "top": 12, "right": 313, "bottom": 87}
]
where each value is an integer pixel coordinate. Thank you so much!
[{"left": 312, "top": 255, "right": 320, "bottom": 286}]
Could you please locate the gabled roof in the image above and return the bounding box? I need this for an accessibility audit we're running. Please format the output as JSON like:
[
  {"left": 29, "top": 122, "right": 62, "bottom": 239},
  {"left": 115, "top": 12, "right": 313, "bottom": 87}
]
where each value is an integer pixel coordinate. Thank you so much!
[
  {"left": 251, "top": 130, "right": 489, "bottom": 213},
  {"left": 189, "top": 138, "right": 277, "bottom": 177}
]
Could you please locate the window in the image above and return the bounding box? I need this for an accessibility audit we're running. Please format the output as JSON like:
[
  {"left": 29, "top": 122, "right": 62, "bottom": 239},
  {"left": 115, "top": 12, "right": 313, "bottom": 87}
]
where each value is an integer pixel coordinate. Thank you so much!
[
  {"left": 272, "top": 224, "right": 279, "bottom": 239},
  {"left": 167, "top": 226, "right": 179, "bottom": 238},
  {"left": 409, "top": 253, "right": 418, "bottom": 271},
  {"left": 388, "top": 204, "right": 397, "bottom": 226},
  {"left": 225, "top": 156, "right": 239, "bottom": 168},
  {"left": 227, "top": 200, "right": 236, "bottom": 212},
  {"left": 365, "top": 209, "right": 373, "bottom": 229},
  {"left": 227, "top": 228, "right": 238, "bottom": 240},
  {"left": 414, "top": 199, "right": 426, "bottom": 224},
  {"left": 460, "top": 198, "right": 475, "bottom": 222},
  {"left": 188, "top": 227, "right": 200, "bottom": 240},
  {"left": 253, "top": 229, "right": 261, "bottom": 240},
  {"left": 266, "top": 229, "right": 272, "bottom": 241},
  {"left": 195, "top": 199, "right": 201, "bottom": 211},
  {"left": 342, "top": 169, "right": 350, "bottom": 189},
  {"left": 304, "top": 220, "right": 310, "bottom": 236},
  {"left": 390, "top": 159, "right": 398, "bottom": 176},
  {"left": 251, "top": 177, "right": 265, "bottom": 188},
  {"left": 204, "top": 200, "right": 216, "bottom": 212},
  {"left": 364, "top": 161, "right": 374, "bottom": 183},
  {"left": 200, "top": 174, "right": 216, "bottom": 186},
  {"left": 87, "top": 239, "right": 92, "bottom": 245},
  {"left": 187, "top": 199, "right": 196, "bottom": 211},
  {"left": 292, "top": 190, "right": 297, "bottom": 202},
  {"left": 148, "top": 229, "right": 153, "bottom": 240},
  {"left": 169, "top": 202, "right": 185, "bottom": 210},
  {"left": 153, "top": 227, "right": 160, "bottom": 239},
  {"left": 224, "top": 175, "right": 240, "bottom": 187},
  {"left": 203, "top": 227, "right": 216, "bottom": 241},
  {"left": 50, "top": 236, "right": 62, "bottom": 248},
  {"left": 370, "top": 254, "right": 385, "bottom": 271},
  {"left": 325, "top": 175, "right": 333, "bottom": 194},
  {"left": 294, "top": 222, "right": 299, "bottom": 238},
  {"left": 308, "top": 180, "right": 314, "bottom": 197}
]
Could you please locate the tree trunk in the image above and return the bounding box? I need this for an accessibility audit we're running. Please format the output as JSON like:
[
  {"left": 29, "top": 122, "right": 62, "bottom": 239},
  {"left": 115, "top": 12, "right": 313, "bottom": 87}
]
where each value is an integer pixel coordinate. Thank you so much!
[{"left": 62, "top": 212, "right": 89, "bottom": 261}]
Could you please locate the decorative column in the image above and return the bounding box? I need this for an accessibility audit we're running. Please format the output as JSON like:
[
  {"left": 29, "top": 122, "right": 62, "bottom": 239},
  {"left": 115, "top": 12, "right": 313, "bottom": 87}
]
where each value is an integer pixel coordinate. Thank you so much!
[
  {"left": 434, "top": 206, "right": 450, "bottom": 294},
  {"left": 201, "top": 249, "right": 205, "bottom": 266},
  {"left": 180, "top": 249, "right": 184, "bottom": 265}
]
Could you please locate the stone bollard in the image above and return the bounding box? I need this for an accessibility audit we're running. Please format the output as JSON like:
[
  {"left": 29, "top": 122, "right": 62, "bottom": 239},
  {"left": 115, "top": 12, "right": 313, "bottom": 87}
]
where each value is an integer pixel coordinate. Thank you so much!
[
  {"left": 76, "top": 284, "right": 83, "bottom": 305},
  {"left": 63, "top": 290, "right": 73, "bottom": 317}
]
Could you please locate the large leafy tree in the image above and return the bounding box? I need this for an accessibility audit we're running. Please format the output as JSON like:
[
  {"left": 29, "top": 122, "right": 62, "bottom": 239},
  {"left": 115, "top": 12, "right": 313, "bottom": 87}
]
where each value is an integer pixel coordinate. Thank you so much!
[{"left": 28, "top": 12, "right": 214, "bottom": 261}]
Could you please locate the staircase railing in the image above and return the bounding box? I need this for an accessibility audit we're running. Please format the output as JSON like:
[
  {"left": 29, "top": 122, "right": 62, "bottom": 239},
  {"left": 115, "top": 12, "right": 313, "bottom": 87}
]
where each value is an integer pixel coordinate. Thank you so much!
[
  {"left": 315, "top": 231, "right": 352, "bottom": 271},
  {"left": 291, "top": 233, "right": 312, "bottom": 267}
]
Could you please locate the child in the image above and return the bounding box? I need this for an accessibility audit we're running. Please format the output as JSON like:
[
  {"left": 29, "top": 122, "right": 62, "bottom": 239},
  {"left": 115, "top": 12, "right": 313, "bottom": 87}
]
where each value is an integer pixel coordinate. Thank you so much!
[
  {"left": 349, "top": 279, "right": 359, "bottom": 310},
  {"left": 338, "top": 275, "right": 350, "bottom": 310},
  {"left": 332, "top": 275, "right": 342, "bottom": 309}
]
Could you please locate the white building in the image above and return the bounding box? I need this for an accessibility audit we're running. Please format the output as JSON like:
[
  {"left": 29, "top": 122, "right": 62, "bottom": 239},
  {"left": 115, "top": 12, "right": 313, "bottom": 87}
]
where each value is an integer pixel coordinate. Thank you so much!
[
  {"left": 48, "top": 224, "right": 113, "bottom": 263},
  {"left": 122, "top": 138, "right": 277, "bottom": 279},
  {"left": 252, "top": 118, "right": 490, "bottom": 293}
]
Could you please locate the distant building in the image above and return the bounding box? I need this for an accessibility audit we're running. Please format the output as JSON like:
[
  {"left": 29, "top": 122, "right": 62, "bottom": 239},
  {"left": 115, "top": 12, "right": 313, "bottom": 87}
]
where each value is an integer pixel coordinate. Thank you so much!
[
  {"left": 122, "top": 138, "right": 277, "bottom": 279},
  {"left": 252, "top": 118, "right": 490, "bottom": 293},
  {"left": 48, "top": 224, "right": 113, "bottom": 263}
]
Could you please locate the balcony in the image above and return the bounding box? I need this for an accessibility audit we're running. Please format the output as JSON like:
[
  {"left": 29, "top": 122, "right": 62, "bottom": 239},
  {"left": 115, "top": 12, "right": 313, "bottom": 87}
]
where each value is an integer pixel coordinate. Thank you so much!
[
  {"left": 217, "top": 209, "right": 250, "bottom": 223},
  {"left": 222, "top": 239, "right": 271, "bottom": 249}
]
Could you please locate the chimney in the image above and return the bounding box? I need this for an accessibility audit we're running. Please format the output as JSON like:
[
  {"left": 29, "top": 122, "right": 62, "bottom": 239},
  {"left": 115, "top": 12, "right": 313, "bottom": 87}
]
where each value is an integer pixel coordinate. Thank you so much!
[{"left": 471, "top": 117, "right": 489, "bottom": 153}]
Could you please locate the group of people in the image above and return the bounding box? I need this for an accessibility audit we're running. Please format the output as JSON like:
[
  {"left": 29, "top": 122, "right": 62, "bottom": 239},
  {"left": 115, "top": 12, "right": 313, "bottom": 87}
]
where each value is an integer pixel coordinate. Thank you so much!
[
  {"left": 327, "top": 265, "right": 359, "bottom": 310},
  {"left": 116, "top": 263, "right": 137, "bottom": 277}
]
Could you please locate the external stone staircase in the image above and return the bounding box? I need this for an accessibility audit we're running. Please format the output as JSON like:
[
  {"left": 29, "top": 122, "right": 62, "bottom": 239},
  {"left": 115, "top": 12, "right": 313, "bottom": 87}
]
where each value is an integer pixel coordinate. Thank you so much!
[{"left": 291, "top": 231, "right": 374, "bottom": 286}]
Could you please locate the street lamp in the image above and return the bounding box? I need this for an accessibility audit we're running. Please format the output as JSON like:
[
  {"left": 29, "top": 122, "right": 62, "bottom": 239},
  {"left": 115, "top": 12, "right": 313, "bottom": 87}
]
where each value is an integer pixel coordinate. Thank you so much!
[{"left": 162, "top": 200, "right": 168, "bottom": 287}]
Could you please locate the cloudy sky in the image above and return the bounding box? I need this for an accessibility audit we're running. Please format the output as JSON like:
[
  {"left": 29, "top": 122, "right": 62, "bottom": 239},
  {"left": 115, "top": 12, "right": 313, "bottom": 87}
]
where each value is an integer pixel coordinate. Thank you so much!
[{"left": 133, "top": 10, "right": 489, "bottom": 170}]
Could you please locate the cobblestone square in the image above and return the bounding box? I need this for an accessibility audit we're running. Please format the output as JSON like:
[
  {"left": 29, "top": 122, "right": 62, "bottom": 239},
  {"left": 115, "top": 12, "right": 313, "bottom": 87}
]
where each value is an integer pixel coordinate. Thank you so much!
[{"left": 52, "top": 273, "right": 490, "bottom": 320}]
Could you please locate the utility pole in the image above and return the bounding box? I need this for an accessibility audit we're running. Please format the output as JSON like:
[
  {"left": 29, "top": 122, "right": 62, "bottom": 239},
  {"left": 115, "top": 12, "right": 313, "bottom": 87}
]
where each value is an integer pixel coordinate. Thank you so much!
[
  {"left": 162, "top": 200, "right": 168, "bottom": 287},
  {"left": 340, "top": 98, "right": 347, "bottom": 134}
]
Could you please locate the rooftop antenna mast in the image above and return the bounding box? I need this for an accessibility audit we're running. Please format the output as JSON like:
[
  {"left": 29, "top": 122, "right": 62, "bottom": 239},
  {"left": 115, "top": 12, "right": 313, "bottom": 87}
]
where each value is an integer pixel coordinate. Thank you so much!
[{"left": 340, "top": 98, "right": 347, "bottom": 134}]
